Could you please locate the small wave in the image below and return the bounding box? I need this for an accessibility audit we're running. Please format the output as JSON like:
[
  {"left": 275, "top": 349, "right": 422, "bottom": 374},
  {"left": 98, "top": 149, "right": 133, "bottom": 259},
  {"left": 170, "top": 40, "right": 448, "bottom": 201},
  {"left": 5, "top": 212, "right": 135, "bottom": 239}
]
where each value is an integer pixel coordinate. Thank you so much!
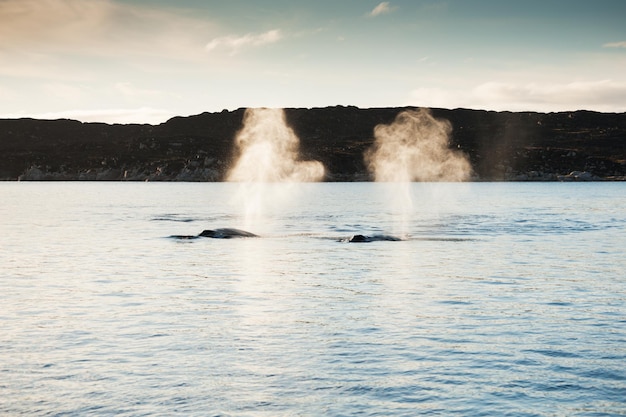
[
  {"left": 421, "top": 213, "right": 613, "bottom": 237},
  {"left": 168, "top": 234, "right": 200, "bottom": 240},
  {"left": 152, "top": 214, "right": 197, "bottom": 223},
  {"left": 580, "top": 369, "right": 626, "bottom": 381},
  {"left": 411, "top": 236, "right": 475, "bottom": 242},
  {"left": 438, "top": 300, "right": 473, "bottom": 305},
  {"left": 524, "top": 349, "right": 582, "bottom": 358}
]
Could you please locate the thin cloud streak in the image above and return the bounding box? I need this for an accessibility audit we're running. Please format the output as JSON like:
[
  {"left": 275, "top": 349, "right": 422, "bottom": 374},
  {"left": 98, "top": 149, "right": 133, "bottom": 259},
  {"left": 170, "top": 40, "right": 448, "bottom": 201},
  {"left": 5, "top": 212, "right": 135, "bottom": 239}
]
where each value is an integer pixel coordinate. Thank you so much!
[
  {"left": 369, "top": 2, "right": 394, "bottom": 17},
  {"left": 206, "top": 29, "right": 283, "bottom": 55},
  {"left": 603, "top": 41, "right": 626, "bottom": 48}
]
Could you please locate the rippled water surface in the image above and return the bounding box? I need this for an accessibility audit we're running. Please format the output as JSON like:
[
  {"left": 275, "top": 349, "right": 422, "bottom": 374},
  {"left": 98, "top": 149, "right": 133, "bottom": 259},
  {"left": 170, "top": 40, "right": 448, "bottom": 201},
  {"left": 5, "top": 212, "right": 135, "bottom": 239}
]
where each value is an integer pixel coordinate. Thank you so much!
[{"left": 1, "top": 182, "right": 625, "bottom": 416}]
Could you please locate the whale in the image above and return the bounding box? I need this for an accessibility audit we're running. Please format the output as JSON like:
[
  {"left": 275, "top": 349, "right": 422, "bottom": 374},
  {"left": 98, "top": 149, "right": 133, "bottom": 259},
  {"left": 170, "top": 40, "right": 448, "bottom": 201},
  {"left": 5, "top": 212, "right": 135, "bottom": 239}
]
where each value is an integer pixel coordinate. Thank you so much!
[
  {"left": 169, "top": 228, "right": 258, "bottom": 240},
  {"left": 198, "top": 228, "right": 259, "bottom": 239},
  {"left": 348, "top": 234, "right": 402, "bottom": 243}
]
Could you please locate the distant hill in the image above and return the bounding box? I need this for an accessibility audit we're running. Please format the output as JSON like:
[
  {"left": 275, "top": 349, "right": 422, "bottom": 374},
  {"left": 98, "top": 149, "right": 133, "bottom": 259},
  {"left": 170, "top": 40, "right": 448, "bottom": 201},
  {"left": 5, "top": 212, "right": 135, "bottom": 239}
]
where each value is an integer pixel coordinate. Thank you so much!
[{"left": 1, "top": 106, "right": 624, "bottom": 181}]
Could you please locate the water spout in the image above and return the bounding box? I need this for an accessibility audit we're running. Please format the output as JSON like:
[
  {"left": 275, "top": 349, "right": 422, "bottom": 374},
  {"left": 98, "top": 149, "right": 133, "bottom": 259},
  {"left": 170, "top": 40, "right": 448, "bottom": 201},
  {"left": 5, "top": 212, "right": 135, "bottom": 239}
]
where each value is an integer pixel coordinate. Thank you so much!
[
  {"left": 364, "top": 108, "right": 471, "bottom": 235},
  {"left": 227, "top": 108, "right": 325, "bottom": 231}
]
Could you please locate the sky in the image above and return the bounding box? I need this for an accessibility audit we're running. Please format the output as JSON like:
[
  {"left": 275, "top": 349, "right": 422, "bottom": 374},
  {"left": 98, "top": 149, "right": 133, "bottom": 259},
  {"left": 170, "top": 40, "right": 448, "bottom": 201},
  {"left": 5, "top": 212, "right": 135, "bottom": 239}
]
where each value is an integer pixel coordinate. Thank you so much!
[{"left": 0, "top": 0, "right": 625, "bottom": 124}]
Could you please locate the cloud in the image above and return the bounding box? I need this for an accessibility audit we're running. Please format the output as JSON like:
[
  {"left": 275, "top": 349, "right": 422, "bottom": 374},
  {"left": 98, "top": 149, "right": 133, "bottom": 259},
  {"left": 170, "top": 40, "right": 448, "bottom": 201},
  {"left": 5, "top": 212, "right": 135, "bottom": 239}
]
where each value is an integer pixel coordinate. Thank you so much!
[
  {"left": 369, "top": 2, "right": 394, "bottom": 17},
  {"left": 206, "top": 29, "right": 283, "bottom": 55},
  {"left": 409, "top": 80, "right": 626, "bottom": 112},
  {"left": 0, "top": 0, "right": 109, "bottom": 43},
  {"left": 603, "top": 41, "right": 626, "bottom": 48},
  {"left": 0, "top": 0, "right": 214, "bottom": 59}
]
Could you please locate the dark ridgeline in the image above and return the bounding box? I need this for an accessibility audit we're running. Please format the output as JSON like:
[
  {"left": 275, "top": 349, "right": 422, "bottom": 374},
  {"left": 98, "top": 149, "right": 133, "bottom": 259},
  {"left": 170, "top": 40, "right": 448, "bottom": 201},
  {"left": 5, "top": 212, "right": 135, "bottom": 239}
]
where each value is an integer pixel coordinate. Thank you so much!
[{"left": 1, "top": 106, "right": 624, "bottom": 181}]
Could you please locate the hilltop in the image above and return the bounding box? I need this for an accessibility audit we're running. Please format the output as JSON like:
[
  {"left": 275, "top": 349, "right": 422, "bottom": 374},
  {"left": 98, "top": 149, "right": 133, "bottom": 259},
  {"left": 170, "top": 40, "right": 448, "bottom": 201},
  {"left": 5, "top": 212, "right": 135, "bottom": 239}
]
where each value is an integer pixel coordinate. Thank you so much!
[{"left": 1, "top": 106, "right": 624, "bottom": 181}]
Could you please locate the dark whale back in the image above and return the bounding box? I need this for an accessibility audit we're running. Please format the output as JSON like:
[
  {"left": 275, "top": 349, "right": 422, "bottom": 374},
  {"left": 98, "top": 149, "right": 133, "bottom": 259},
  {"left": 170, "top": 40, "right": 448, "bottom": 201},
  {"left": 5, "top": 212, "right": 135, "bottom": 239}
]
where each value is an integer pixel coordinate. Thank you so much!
[
  {"left": 199, "top": 228, "right": 258, "bottom": 239},
  {"left": 348, "top": 234, "right": 402, "bottom": 243}
]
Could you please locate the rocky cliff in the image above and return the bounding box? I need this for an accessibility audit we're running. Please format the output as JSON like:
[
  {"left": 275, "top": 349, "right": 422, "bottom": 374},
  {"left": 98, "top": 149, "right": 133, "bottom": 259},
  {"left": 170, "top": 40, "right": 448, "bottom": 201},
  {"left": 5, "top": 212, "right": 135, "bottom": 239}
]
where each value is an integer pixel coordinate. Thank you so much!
[{"left": 1, "top": 106, "right": 624, "bottom": 181}]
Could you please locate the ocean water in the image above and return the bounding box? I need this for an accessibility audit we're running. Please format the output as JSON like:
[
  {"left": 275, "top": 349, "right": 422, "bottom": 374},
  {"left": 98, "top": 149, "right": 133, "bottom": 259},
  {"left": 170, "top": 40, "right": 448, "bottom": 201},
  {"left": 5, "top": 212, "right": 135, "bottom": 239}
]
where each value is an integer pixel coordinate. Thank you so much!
[{"left": 1, "top": 182, "right": 625, "bottom": 416}]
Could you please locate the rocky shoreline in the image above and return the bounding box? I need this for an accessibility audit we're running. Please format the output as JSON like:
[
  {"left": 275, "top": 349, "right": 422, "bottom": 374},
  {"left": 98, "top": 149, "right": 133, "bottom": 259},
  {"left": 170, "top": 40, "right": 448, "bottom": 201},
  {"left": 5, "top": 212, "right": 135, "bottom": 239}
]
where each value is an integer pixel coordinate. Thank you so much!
[{"left": 1, "top": 106, "right": 624, "bottom": 181}]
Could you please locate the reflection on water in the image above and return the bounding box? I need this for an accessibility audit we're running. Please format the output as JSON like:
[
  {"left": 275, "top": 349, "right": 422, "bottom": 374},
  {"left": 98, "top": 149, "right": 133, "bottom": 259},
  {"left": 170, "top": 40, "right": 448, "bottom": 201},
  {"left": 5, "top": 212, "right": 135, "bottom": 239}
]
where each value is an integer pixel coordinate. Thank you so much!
[{"left": 0, "top": 182, "right": 625, "bottom": 416}]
